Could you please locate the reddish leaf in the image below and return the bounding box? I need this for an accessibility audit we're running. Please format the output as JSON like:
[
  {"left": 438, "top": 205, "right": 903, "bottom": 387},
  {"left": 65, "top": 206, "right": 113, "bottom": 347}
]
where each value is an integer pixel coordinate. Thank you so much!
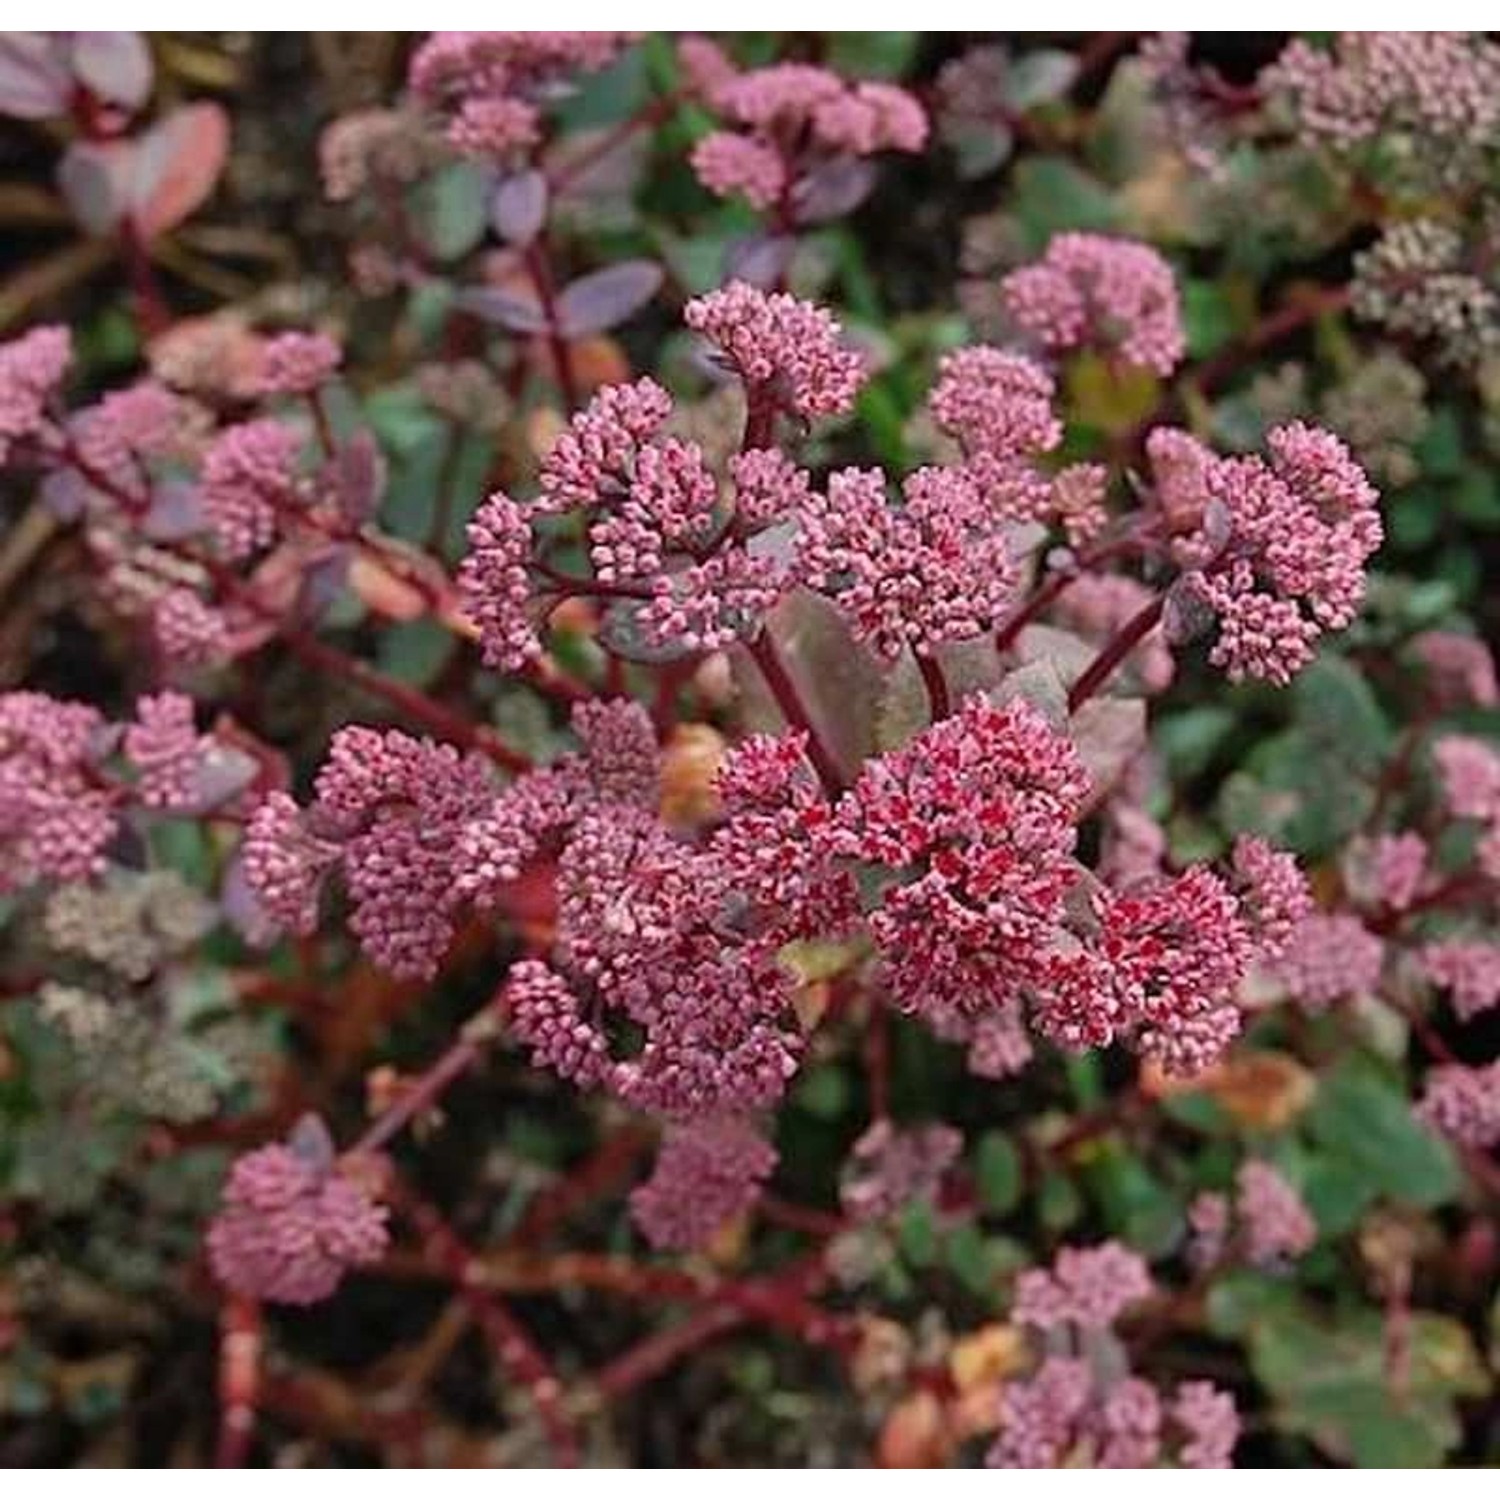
[
  {"left": 129, "top": 101, "right": 229, "bottom": 240},
  {"left": 72, "top": 31, "right": 153, "bottom": 110},
  {"left": 791, "top": 155, "right": 876, "bottom": 227},
  {"left": 555, "top": 260, "right": 662, "bottom": 337}
]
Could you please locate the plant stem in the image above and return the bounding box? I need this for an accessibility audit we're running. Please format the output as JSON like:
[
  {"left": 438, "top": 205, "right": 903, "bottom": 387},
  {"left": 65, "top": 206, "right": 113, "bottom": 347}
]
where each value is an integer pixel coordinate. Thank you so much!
[
  {"left": 349, "top": 984, "right": 508, "bottom": 1157},
  {"left": 396, "top": 1183, "right": 581, "bottom": 1466},
  {"left": 1067, "top": 594, "right": 1165, "bottom": 712},
  {"left": 917, "top": 653, "right": 950, "bottom": 721},
  {"left": 523, "top": 240, "right": 581, "bottom": 412},
  {"left": 748, "top": 630, "right": 844, "bottom": 797},
  {"left": 214, "top": 1293, "right": 262, "bottom": 1468}
]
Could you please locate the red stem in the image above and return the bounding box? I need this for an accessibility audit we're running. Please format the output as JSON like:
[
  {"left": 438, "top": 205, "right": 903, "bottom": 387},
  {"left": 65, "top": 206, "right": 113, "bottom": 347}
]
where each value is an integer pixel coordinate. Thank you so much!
[
  {"left": 214, "top": 1293, "right": 262, "bottom": 1468},
  {"left": 1067, "top": 594, "right": 1165, "bottom": 712},
  {"left": 397, "top": 1184, "right": 581, "bottom": 1466},
  {"left": 523, "top": 241, "right": 581, "bottom": 412},
  {"left": 350, "top": 985, "right": 508, "bottom": 1157},
  {"left": 917, "top": 653, "right": 950, "bottom": 722},
  {"left": 747, "top": 631, "right": 843, "bottom": 798}
]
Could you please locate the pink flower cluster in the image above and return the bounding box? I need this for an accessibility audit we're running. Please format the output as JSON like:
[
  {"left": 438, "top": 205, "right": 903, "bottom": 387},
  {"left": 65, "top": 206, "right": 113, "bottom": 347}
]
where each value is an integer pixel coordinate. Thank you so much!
[
  {"left": 123, "top": 691, "right": 210, "bottom": 810},
  {"left": 1344, "top": 831, "right": 1429, "bottom": 913},
  {"left": 1011, "top": 1241, "right": 1152, "bottom": 1331},
  {"left": 409, "top": 31, "right": 636, "bottom": 160},
  {"left": 1275, "top": 912, "right": 1385, "bottom": 1009},
  {"left": 200, "top": 417, "right": 303, "bottom": 561},
  {"left": 1169, "top": 422, "right": 1383, "bottom": 685},
  {"left": 0, "top": 325, "right": 70, "bottom": 464},
  {"left": 683, "top": 43, "right": 926, "bottom": 211},
  {"left": 256, "top": 331, "right": 342, "bottom": 396},
  {"left": 0, "top": 691, "right": 117, "bottom": 893},
  {"left": 1416, "top": 1061, "right": 1500, "bottom": 1149},
  {"left": 1421, "top": 940, "right": 1500, "bottom": 1022},
  {"left": 1266, "top": 32, "right": 1500, "bottom": 169},
  {"left": 207, "top": 1119, "right": 389, "bottom": 1304},
  {"left": 839, "top": 1119, "right": 961, "bottom": 1223},
  {"left": 244, "top": 725, "right": 493, "bottom": 978},
  {"left": 685, "top": 281, "right": 867, "bottom": 420},
  {"left": 629, "top": 1115, "right": 778, "bottom": 1250},
  {"left": 1192, "top": 1161, "right": 1316, "bottom": 1268},
  {"left": 990, "top": 1241, "right": 1238, "bottom": 1468},
  {"left": 1001, "top": 233, "right": 1186, "bottom": 376},
  {"left": 1410, "top": 630, "right": 1499, "bottom": 709}
]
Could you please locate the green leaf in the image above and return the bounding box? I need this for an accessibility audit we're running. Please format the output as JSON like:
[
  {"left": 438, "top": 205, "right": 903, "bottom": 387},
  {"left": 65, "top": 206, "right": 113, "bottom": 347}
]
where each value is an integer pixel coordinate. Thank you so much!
[
  {"left": 1302, "top": 1056, "right": 1461, "bottom": 1229},
  {"left": 945, "top": 1222, "right": 995, "bottom": 1297},
  {"left": 1085, "top": 1142, "right": 1182, "bottom": 1256},
  {"left": 1009, "top": 156, "right": 1117, "bottom": 250},
  {"left": 897, "top": 1201, "right": 937, "bottom": 1267},
  {"left": 1250, "top": 1304, "right": 1488, "bottom": 1466},
  {"left": 1037, "top": 1170, "right": 1082, "bottom": 1232},
  {"left": 1183, "top": 279, "right": 1237, "bottom": 358},
  {"left": 827, "top": 32, "right": 919, "bottom": 79},
  {"left": 975, "top": 1131, "right": 1022, "bottom": 1216},
  {"left": 409, "top": 161, "right": 489, "bottom": 263},
  {"left": 376, "top": 618, "right": 455, "bottom": 688},
  {"left": 794, "top": 1064, "right": 851, "bottom": 1121}
]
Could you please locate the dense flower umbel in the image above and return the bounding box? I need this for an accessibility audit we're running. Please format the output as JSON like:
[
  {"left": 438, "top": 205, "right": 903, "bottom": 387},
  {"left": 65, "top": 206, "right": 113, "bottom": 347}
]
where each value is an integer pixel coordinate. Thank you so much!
[
  {"left": 0, "top": 325, "right": 70, "bottom": 463},
  {"left": 629, "top": 1115, "right": 778, "bottom": 1250},
  {"left": 685, "top": 281, "right": 867, "bottom": 420},
  {"left": 990, "top": 1240, "right": 1238, "bottom": 1469},
  {"left": 1173, "top": 422, "right": 1382, "bottom": 685},
  {"left": 1416, "top": 1061, "right": 1500, "bottom": 1149},
  {"left": 207, "top": 1120, "right": 389, "bottom": 1304},
  {"left": 682, "top": 44, "right": 926, "bottom": 212},
  {"left": 409, "top": 32, "right": 636, "bottom": 160},
  {"left": 1276, "top": 912, "right": 1385, "bottom": 1009},
  {"left": 1000, "top": 233, "right": 1186, "bottom": 376}
]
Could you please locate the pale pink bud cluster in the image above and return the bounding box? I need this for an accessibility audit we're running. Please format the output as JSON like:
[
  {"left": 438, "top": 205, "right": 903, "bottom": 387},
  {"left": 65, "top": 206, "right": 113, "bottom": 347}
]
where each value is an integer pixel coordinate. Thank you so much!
[
  {"left": 684, "top": 282, "right": 867, "bottom": 420},
  {"left": 207, "top": 1123, "right": 389, "bottom": 1305},
  {"left": 0, "top": 691, "right": 117, "bottom": 892},
  {"left": 689, "top": 132, "right": 785, "bottom": 211},
  {"left": 685, "top": 49, "right": 925, "bottom": 209},
  {"left": 243, "top": 726, "right": 493, "bottom": 978},
  {"left": 1233, "top": 1160, "right": 1317, "bottom": 1264},
  {"left": 1177, "top": 423, "right": 1382, "bottom": 686},
  {"left": 1433, "top": 734, "right": 1500, "bottom": 822},
  {"left": 123, "top": 692, "right": 209, "bottom": 810},
  {"left": 839, "top": 1120, "right": 961, "bottom": 1223},
  {"left": 0, "top": 325, "right": 70, "bottom": 464},
  {"left": 1410, "top": 630, "right": 1499, "bottom": 708},
  {"left": 200, "top": 418, "right": 302, "bottom": 561},
  {"left": 256, "top": 331, "right": 342, "bottom": 396},
  {"left": 630, "top": 1115, "right": 778, "bottom": 1250},
  {"left": 1012, "top": 1241, "right": 1153, "bottom": 1331},
  {"left": 409, "top": 31, "right": 635, "bottom": 160},
  {"left": 796, "top": 465, "right": 1017, "bottom": 659},
  {"left": 1230, "top": 834, "right": 1313, "bottom": 963},
  {"left": 458, "top": 491, "right": 542, "bottom": 671},
  {"left": 1276, "top": 912, "right": 1384, "bottom": 1009},
  {"left": 1416, "top": 1061, "right": 1500, "bottom": 1149},
  {"left": 1421, "top": 940, "right": 1500, "bottom": 1021},
  {"left": 989, "top": 1357, "right": 1238, "bottom": 1469},
  {"left": 504, "top": 958, "right": 611, "bottom": 1087},
  {"left": 1344, "top": 831, "right": 1428, "bottom": 912},
  {"left": 1266, "top": 32, "right": 1500, "bottom": 168},
  {"left": 1001, "top": 233, "right": 1186, "bottom": 375}
]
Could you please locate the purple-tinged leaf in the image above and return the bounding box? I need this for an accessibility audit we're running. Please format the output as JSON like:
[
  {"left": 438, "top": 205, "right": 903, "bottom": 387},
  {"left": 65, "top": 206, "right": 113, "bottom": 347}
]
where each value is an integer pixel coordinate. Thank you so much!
[
  {"left": 0, "top": 34, "right": 73, "bottom": 120},
  {"left": 298, "top": 546, "right": 354, "bottom": 624},
  {"left": 790, "top": 155, "right": 876, "bottom": 227},
  {"left": 180, "top": 745, "right": 260, "bottom": 815},
  {"left": 490, "top": 169, "right": 549, "bottom": 247},
  {"left": 455, "top": 285, "right": 549, "bottom": 335},
  {"left": 220, "top": 851, "right": 276, "bottom": 945},
  {"left": 57, "top": 139, "right": 135, "bottom": 235},
  {"left": 725, "top": 233, "right": 795, "bottom": 289},
  {"left": 555, "top": 260, "right": 663, "bottom": 337},
  {"left": 288, "top": 1113, "right": 336, "bottom": 1172},
  {"left": 72, "top": 32, "right": 153, "bottom": 111}
]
